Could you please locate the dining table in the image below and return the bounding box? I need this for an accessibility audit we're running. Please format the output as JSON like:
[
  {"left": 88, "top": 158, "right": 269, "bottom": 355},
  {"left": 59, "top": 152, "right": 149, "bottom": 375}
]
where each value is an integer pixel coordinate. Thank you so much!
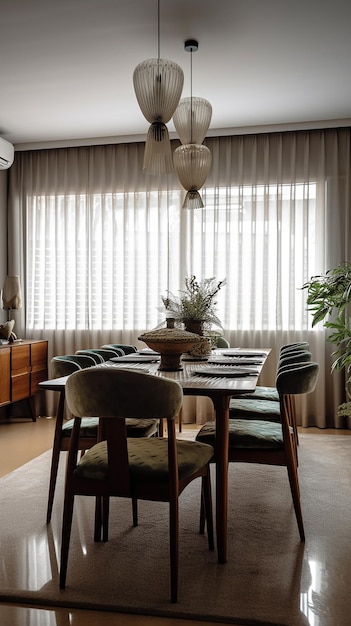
[{"left": 40, "top": 347, "right": 271, "bottom": 564}]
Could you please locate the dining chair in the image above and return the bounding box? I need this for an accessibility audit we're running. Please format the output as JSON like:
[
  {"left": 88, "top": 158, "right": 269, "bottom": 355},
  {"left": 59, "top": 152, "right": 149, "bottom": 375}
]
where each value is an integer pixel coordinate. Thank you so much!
[
  {"left": 46, "top": 355, "right": 159, "bottom": 523},
  {"left": 238, "top": 346, "right": 311, "bottom": 403},
  {"left": 216, "top": 336, "right": 230, "bottom": 348},
  {"left": 75, "top": 348, "right": 124, "bottom": 361},
  {"left": 280, "top": 342, "right": 310, "bottom": 355},
  {"left": 101, "top": 343, "right": 138, "bottom": 355},
  {"left": 229, "top": 351, "right": 313, "bottom": 452},
  {"left": 51, "top": 353, "right": 97, "bottom": 375},
  {"left": 196, "top": 361, "right": 319, "bottom": 540},
  {"left": 229, "top": 350, "right": 312, "bottom": 414},
  {"left": 60, "top": 367, "right": 214, "bottom": 602}
]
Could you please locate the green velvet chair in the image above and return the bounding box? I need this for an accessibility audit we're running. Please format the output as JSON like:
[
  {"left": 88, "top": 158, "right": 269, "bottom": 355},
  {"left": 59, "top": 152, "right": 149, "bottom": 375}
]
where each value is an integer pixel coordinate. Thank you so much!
[
  {"left": 51, "top": 354, "right": 97, "bottom": 375},
  {"left": 216, "top": 336, "right": 230, "bottom": 348},
  {"left": 101, "top": 343, "right": 138, "bottom": 355},
  {"left": 60, "top": 368, "right": 214, "bottom": 602},
  {"left": 47, "top": 354, "right": 159, "bottom": 523},
  {"left": 196, "top": 361, "right": 319, "bottom": 540},
  {"left": 229, "top": 351, "right": 313, "bottom": 452},
  {"left": 280, "top": 341, "right": 310, "bottom": 355},
  {"left": 75, "top": 348, "right": 123, "bottom": 361},
  {"left": 231, "top": 349, "right": 312, "bottom": 406}
]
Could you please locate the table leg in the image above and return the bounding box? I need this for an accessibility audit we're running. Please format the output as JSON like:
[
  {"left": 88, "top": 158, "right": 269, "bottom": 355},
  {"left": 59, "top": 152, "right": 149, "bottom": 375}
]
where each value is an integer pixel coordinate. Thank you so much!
[
  {"left": 46, "top": 390, "right": 65, "bottom": 523},
  {"left": 211, "top": 394, "right": 230, "bottom": 564}
]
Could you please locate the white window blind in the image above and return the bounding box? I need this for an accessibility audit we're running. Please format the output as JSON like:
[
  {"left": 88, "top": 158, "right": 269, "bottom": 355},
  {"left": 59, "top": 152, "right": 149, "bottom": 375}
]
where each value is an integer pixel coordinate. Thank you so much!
[{"left": 26, "top": 182, "right": 317, "bottom": 332}]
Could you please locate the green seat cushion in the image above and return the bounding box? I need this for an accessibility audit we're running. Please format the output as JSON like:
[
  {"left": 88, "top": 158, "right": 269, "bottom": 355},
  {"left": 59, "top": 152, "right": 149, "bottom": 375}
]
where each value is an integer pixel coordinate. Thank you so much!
[
  {"left": 62, "top": 417, "right": 159, "bottom": 438},
  {"left": 196, "top": 419, "right": 286, "bottom": 449},
  {"left": 238, "top": 385, "right": 279, "bottom": 402},
  {"left": 124, "top": 418, "right": 159, "bottom": 438},
  {"left": 74, "top": 438, "right": 214, "bottom": 482},
  {"left": 229, "top": 398, "right": 281, "bottom": 421},
  {"left": 62, "top": 417, "right": 99, "bottom": 437}
]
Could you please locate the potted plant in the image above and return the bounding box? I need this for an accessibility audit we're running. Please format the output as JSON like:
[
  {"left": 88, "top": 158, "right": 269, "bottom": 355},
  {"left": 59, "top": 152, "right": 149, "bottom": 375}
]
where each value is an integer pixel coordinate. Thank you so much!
[
  {"left": 302, "top": 262, "right": 351, "bottom": 421},
  {"left": 161, "top": 275, "right": 226, "bottom": 336}
]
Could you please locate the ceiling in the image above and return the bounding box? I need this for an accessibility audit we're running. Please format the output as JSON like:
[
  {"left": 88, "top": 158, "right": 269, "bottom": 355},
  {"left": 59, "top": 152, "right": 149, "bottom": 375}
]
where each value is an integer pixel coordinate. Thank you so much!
[{"left": 2, "top": 0, "right": 351, "bottom": 150}]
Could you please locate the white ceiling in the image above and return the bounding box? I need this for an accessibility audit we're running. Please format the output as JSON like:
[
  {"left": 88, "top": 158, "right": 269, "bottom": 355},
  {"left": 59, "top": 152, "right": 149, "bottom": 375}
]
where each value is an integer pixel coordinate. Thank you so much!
[{"left": 2, "top": 0, "right": 351, "bottom": 150}]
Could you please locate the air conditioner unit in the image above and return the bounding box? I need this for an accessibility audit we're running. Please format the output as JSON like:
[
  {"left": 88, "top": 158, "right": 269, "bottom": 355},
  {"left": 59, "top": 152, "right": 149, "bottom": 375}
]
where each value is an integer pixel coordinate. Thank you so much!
[{"left": 0, "top": 137, "right": 14, "bottom": 170}]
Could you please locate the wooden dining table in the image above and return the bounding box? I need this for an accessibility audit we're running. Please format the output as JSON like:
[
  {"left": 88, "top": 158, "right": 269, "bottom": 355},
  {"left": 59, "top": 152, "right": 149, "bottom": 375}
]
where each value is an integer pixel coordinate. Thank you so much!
[{"left": 40, "top": 347, "right": 270, "bottom": 564}]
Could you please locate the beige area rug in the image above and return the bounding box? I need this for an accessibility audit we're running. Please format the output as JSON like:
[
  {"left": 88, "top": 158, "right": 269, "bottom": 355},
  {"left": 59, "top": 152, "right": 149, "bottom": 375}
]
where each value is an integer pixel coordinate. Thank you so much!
[{"left": 0, "top": 434, "right": 350, "bottom": 626}]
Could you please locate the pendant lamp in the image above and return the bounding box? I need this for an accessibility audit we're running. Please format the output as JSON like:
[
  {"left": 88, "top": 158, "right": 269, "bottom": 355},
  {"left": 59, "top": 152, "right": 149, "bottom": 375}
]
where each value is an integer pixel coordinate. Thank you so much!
[
  {"left": 173, "top": 40, "right": 212, "bottom": 208},
  {"left": 173, "top": 96, "right": 212, "bottom": 145},
  {"left": 133, "top": 1, "right": 184, "bottom": 175},
  {"left": 173, "top": 143, "right": 211, "bottom": 208}
]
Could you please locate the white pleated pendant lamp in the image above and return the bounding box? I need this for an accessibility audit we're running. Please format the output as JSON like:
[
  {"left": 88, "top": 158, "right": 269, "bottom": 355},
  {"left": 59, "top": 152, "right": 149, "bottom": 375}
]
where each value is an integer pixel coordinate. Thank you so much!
[
  {"left": 133, "top": 2, "right": 184, "bottom": 175},
  {"left": 173, "top": 40, "right": 212, "bottom": 208},
  {"left": 173, "top": 96, "right": 212, "bottom": 145},
  {"left": 173, "top": 143, "right": 212, "bottom": 208}
]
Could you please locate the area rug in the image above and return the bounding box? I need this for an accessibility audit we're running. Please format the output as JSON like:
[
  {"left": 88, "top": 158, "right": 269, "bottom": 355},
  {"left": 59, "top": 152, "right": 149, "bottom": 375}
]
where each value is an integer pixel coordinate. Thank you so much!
[{"left": 0, "top": 434, "right": 350, "bottom": 626}]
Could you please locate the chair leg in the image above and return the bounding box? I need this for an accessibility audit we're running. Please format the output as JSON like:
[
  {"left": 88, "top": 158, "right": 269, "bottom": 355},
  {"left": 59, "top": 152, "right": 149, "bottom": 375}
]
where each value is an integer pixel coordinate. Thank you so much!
[
  {"left": 202, "top": 470, "right": 214, "bottom": 551},
  {"left": 46, "top": 443, "right": 61, "bottom": 523},
  {"left": 102, "top": 496, "right": 110, "bottom": 542},
  {"left": 178, "top": 407, "right": 182, "bottom": 433},
  {"left": 199, "top": 491, "right": 205, "bottom": 535},
  {"left": 169, "top": 496, "right": 179, "bottom": 603},
  {"left": 59, "top": 491, "right": 75, "bottom": 589},
  {"left": 46, "top": 393, "right": 65, "bottom": 523},
  {"left": 285, "top": 447, "right": 305, "bottom": 541},
  {"left": 94, "top": 496, "right": 103, "bottom": 541},
  {"left": 132, "top": 497, "right": 138, "bottom": 526}
]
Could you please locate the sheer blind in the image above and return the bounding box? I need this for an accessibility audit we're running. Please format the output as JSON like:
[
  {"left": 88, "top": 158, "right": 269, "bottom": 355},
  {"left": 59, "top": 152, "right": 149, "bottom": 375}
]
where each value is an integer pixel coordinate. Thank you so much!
[{"left": 25, "top": 181, "right": 317, "bottom": 333}]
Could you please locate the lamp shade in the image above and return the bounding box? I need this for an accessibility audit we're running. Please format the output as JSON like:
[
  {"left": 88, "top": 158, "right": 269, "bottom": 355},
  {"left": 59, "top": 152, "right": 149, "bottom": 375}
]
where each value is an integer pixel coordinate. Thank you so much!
[
  {"left": 173, "top": 97, "right": 212, "bottom": 145},
  {"left": 182, "top": 190, "right": 205, "bottom": 210},
  {"left": 173, "top": 143, "right": 212, "bottom": 209},
  {"left": 133, "top": 58, "right": 184, "bottom": 124},
  {"left": 143, "top": 122, "right": 174, "bottom": 175},
  {"left": 173, "top": 143, "right": 212, "bottom": 190},
  {"left": 2, "top": 275, "right": 22, "bottom": 310}
]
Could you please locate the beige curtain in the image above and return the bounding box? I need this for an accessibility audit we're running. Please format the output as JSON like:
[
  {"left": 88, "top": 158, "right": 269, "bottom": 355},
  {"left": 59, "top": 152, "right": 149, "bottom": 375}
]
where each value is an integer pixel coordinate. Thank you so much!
[{"left": 7, "top": 129, "right": 351, "bottom": 427}]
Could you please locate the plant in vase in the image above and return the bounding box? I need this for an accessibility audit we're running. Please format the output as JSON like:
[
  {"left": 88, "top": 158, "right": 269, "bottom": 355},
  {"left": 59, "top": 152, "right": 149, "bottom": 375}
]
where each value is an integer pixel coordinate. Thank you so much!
[
  {"left": 302, "top": 262, "right": 351, "bottom": 421},
  {"left": 161, "top": 275, "right": 226, "bottom": 358},
  {"left": 162, "top": 275, "right": 226, "bottom": 333}
]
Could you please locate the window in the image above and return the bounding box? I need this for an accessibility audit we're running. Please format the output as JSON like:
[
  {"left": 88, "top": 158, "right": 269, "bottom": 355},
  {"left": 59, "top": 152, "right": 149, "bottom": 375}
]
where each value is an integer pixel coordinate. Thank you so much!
[{"left": 26, "top": 182, "right": 317, "bottom": 332}]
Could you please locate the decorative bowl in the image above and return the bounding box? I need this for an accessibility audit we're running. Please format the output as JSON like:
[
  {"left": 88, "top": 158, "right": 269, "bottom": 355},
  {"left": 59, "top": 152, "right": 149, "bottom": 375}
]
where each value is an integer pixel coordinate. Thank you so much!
[
  {"left": 138, "top": 328, "right": 201, "bottom": 371},
  {"left": 187, "top": 337, "right": 212, "bottom": 359}
]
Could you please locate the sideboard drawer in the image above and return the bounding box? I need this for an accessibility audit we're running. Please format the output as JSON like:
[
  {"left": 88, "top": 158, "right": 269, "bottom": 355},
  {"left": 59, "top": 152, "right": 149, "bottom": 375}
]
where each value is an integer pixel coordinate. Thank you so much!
[
  {"left": 11, "top": 343, "right": 30, "bottom": 372},
  {"left": 30, "top": 341, "right": 48, "bottom": 394},
  {"left": 0, "top": 348, "right": 10, "bottom": 405},
  {"left": 11, "top": 344, "right": 31, "bottom": 402},
  {"left": 11, "top": 372, "right": 31, "bottom": 402}
]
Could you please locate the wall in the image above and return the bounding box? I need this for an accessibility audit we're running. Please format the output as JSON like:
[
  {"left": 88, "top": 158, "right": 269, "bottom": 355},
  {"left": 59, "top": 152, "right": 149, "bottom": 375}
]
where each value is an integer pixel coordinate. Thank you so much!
[{"left": 0, "top": 170, "right": 8, "bottom": 322}]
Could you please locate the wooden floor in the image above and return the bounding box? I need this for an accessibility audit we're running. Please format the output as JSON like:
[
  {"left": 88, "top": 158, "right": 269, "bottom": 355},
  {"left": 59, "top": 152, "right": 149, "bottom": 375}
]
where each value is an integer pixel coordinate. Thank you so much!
[{"left": 0, "top": 413, "right": 350, "bottom": 626}]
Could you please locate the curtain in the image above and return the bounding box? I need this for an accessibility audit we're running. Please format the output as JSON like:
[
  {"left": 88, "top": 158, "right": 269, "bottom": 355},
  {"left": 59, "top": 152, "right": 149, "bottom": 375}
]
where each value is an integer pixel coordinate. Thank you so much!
[{"left": 7, "top": 129, "right": 351, "bottom": 427}]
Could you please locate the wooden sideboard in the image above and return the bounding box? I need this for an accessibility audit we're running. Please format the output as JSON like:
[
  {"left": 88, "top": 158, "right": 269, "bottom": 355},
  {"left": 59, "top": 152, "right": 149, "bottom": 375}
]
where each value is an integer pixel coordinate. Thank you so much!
[{"left": 0, "top": 340, "right": 48, "bottom": 421}]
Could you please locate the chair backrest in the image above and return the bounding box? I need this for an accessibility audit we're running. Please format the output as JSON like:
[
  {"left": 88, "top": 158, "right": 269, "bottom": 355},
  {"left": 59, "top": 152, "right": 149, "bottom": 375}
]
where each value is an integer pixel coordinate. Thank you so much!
[
  {"left": 76, "top": 348, "right": 118, "bottom": 363},
  {"left": 85, "top": 348, "right": 119, "bottom": 361},
  {"left": 278, "top": 350, "right": 312, "bottom": 370},
  {"left": 280, "top": 342, "right": 309, "bottom": 355},
  {"left": 276, "top": 361, "right": 319, "bottom": 397},
  {"left": 216, "top": 336, "right": 230, "bottom": 348},
  {"left": 100, "top": 345, "right": 125, "bottom": 356},
  {"left": 65, "top": 368, "right": 183, "bottom": 494},
  {"left": 51, "top": 354, "right": 96, "bottom": 378},
  {"left": 102, "top": 344, "right": 138, "bottom": 355},
  {"left": 66, "top": 368, "right": 182, "bottom": 421},
  {"left": 75, "top": 349, "right": 106, "bottom": 363}
]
